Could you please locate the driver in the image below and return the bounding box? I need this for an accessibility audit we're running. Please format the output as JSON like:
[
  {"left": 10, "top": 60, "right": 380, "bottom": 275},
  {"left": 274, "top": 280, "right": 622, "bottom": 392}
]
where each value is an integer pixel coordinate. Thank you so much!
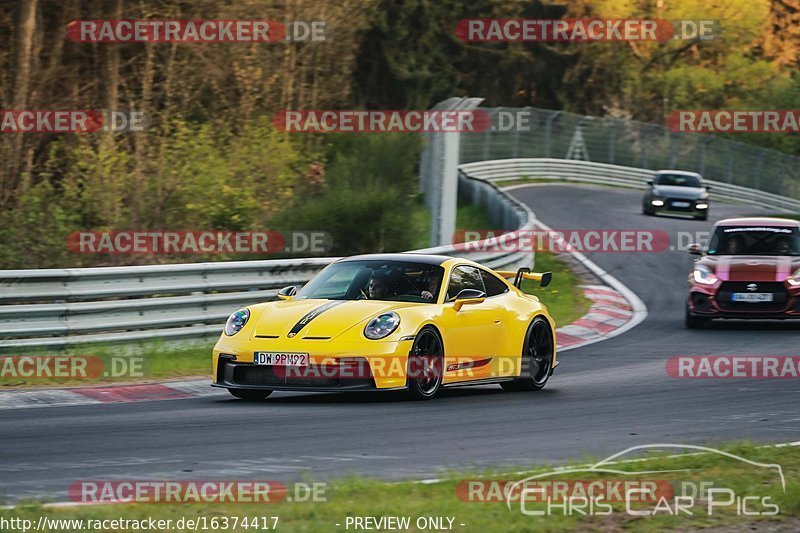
[
  {"left": 367, "top": 274, "right": 392, "bottom": 299},
  {"left": 727, "top": 235, "right": 745, "bottom": 254}
]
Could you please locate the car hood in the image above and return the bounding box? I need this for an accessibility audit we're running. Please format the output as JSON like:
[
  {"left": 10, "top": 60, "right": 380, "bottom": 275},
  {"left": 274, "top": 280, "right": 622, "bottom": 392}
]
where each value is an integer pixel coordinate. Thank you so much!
[
  {"left": 653, "top": 185, "right": 707, "bottom": 200},
  {"left": 698, "top": 255, "right": 800, "bottom": 282},
  {"left": 250, "top": 299, "right": 416, "bottom": 340}
]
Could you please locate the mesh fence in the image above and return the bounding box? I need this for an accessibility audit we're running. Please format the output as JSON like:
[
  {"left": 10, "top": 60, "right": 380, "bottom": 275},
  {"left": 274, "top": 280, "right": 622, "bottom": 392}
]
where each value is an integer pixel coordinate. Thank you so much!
[{"left": 458, "top": 107, "right": 800, "bottom": 200}]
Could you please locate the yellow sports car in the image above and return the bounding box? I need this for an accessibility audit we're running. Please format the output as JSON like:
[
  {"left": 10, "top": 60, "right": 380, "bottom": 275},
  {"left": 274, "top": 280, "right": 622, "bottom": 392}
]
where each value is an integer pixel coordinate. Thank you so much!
[{"left": 212, "top": 253, "right": 557, "bottom": 400}]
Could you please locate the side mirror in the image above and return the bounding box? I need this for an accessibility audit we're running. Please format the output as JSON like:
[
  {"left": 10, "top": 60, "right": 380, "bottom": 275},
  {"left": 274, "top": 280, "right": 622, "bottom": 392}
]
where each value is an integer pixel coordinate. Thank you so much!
[
  {"left": 705, "top": 185, "right": 712, "bottom": 191},
  {"left": 277, "top": 285, "right": 297, "bottom": 300},
  {"left": 687, "top": 243, "right": 704, "bottom": 256},
  {"left": 647, "top": 180, "right": 654, "bottom": 186},
  {"left": 539, "top": 272, "right": 553, "bottom": 288},
  {"left": 452, "top": 288, "right": 486, "bottom": 311}
]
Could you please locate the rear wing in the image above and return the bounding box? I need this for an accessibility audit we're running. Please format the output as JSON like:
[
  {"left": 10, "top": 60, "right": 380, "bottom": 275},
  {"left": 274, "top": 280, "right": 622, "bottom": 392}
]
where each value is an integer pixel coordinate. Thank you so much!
[{"left": 495, "top": 267, "right": 552, "bottom": 289}]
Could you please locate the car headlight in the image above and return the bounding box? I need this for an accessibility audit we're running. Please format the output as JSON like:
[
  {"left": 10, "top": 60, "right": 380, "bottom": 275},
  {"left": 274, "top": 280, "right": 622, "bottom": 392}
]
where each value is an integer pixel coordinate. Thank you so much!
[
  {"left": 651, "top": 199, "right": 664, "bottom": 206},
  {"left": 693, "top": 265, "right": 718, "bottom": 285},
  {"left": 696, "top": 203, "right": 708, "bottom": 209},
  {"left": 225, "top": 308, "right": 250, "bottom": 336},
  {"left": 364, "top": 312, "right": 400, "bottom": 340},
  {"left": 789, "top": 268, "right": 800, "bottom": 286}
]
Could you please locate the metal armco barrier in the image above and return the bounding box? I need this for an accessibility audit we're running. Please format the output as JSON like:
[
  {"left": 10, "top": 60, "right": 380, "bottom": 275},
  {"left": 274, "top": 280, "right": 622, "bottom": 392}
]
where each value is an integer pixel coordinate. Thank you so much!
[
  {"left": 3, "top": 155, "right": 794, "bottom": 349},
  {"left": 460, "top": 106, "right": 800, "bottom": 201},
  {"left": 461, "top": 158, "right": 800, "bottom": 212},
  {"left": 0, "top": 172, "right": 534, "bottom": 350}
]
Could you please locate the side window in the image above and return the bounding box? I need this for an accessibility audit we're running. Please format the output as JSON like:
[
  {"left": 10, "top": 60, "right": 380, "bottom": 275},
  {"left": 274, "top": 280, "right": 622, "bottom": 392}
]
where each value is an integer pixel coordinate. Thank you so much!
[
  {"left": 480, "top": 269, "right": 509, "bottom": 297},
  {"left": 447, "top": 266, "right": 485, "bottom": 300}
]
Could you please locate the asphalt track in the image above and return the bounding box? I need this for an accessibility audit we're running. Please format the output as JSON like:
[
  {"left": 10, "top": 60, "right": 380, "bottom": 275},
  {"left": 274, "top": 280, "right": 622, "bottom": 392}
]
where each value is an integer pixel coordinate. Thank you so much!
[{"left": 2, "top": 184, "right": 799, "bottom": 504}]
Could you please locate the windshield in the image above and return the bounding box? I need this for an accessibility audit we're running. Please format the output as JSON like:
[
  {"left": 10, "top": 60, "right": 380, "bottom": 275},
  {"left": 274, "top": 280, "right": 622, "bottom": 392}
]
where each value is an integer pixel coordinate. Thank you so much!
[
  {"left": 708, "top": 226, "right": 800, "bottom": 256},
  {"left": 295, "top": 260, "right": 445, "bottom": 303},
  {"left": 656, "top": 174, "right": 702, "bottom": 188}
]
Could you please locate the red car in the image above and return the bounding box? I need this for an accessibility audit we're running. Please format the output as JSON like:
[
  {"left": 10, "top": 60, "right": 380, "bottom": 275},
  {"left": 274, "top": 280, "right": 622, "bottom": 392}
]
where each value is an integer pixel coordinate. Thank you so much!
[{"left": 685, "top": 217, "right": 800, "bottom": 328}]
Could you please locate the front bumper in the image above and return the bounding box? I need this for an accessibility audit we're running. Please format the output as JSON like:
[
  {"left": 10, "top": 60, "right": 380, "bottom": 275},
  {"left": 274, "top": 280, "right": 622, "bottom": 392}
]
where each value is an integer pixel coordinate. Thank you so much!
[
  {"left": 212, "top": 338, "right": 415, "bottom": 391},
  {"left": 688, "top": 281, "right": 800, "bottom": 319},
  {"left": 651, "top": 199, "right": 708, "bottom": 216},
  {"left": 213, "top": 356, "right": 398, "bottom": 391}
]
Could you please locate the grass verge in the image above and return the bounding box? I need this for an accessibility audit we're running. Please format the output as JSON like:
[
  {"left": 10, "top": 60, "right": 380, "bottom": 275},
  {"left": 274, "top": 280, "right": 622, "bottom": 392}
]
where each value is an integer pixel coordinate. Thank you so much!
[
  {"left": 0, "top": 341, "right": 211, "bottom": 389},
  {"left": 2, "top": 443, "right": 798, "bottom": 532},
  {"left": 519, "top": 252, "right": 591, "bottom": 327}
]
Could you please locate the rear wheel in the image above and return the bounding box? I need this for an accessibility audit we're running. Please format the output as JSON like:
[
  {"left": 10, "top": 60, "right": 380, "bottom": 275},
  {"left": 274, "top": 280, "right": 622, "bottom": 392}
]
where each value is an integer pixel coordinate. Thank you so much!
[
  {"left": 228, "top": 388, "right": 272, "bottom": 401},
  {"left": 501, "top": 316, "right": 554, "bottom": 392},
  {"left": 406, "top": 328, "right": 444, "bottom": 400}
]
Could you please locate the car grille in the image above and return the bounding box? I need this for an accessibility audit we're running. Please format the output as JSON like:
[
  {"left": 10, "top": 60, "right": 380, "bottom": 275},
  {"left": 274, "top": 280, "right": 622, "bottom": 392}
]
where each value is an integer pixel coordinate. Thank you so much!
[
  {"left": 664, "top": 198, "right": 696, "bottom": 212},
  {"left": 219, "top": 359, "right": 375, "bottom": 389},
  {"left": 234, "top": 365, "right": 292, "bottom": 386},
  {"left": 717, "top": 282, "right": 789, "bottom": 312}
]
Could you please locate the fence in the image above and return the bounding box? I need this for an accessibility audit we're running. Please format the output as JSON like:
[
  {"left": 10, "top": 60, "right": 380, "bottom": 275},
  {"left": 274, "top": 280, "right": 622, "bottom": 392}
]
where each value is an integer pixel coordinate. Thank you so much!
[
  {"left": 459, "top": 107, "right": 800, "bottom": 200},
  {"left": 460, "top": 158, "right": 800, "bottom": 212}
]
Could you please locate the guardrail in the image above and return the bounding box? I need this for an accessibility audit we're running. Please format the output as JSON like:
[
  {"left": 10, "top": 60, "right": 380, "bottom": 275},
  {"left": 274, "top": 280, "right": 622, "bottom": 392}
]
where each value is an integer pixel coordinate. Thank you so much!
[
  {"left": 0, "top": 172, "right": 535, "bottom": 350},
  {"left": 461, "top": 106, "right": 800, "bottom": 200},
  {"left": 5, "top": 155, "right": 793, "bottom": 350},
  {"left": 461, "top": 158, "right": 800, "bottom": 212}
]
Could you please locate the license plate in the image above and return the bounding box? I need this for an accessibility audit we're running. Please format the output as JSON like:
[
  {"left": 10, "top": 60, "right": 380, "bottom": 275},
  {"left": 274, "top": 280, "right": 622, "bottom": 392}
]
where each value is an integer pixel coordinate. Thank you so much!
[
  {"left": 732, "top": 293, "right": 774, "bottom": 303},
  {"left": 253, "top": 352, "right": 309, "bottom": 366},
  {"left": 671, "top": 201, "right": 691, "bottom": 208}
]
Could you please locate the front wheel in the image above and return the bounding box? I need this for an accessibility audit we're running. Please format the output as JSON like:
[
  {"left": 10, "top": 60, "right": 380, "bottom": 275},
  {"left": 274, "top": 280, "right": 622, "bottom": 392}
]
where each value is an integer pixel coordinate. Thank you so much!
[
  {"left": 405, "top": 327, "right": 444, "bottom": 400},
  {"left": 228, "top": 388, "right": 272, "bottom": 401},
  {"left": 501, "top": 316, "right": 554, "bottom": 392},
  {"left": 684, "top": 305, "right": 709, "bottom": 329}
]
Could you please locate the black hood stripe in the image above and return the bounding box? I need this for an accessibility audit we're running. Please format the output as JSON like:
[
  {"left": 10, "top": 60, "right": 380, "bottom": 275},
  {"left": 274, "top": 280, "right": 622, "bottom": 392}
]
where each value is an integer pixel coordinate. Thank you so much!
[{"left": 287, "top": 301, "right": 348, "bottom": 337}]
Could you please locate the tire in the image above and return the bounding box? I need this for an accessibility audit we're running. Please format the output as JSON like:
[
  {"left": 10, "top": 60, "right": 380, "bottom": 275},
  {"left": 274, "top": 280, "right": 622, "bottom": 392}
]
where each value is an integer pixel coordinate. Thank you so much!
[
  {"left": 694, "top": 214, "right": 708, "bottom": 221},
  {"left": 228, "top": 388, "right": 272, "bottom": 401},
  {"left": 405, "top": 327, "right": 444, "bottom": 400},
  {"left": 501, "top": 316, "right": 554, "bottom": 392},
  {"left": 684, "top": 305, "right": 709, "bottom": 329}
]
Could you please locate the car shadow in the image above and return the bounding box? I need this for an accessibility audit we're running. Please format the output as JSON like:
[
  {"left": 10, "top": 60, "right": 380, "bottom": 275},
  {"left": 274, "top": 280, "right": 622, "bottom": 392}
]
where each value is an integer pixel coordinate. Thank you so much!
[
  {"left": 643, "top": 212, "right": 705, "bottom": 222},
  {"left": 213, "top": 385, "right": 558, "bottom": 405},
  {"left": 703, "top": 320, "right": 800, "bottom": 331}
]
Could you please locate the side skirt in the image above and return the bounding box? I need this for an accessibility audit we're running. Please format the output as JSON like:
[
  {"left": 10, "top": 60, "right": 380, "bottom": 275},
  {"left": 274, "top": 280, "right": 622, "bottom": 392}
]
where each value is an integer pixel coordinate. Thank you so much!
[{"left": 442, "top": 377, "right": 516, "bottom": 388}]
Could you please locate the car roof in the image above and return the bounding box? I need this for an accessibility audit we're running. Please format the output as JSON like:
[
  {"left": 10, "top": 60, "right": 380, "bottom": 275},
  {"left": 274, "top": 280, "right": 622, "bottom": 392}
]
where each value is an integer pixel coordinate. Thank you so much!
[
  {"left": 715, "top": 217, "right": 800, "bottom": 228},
  {"left": 338, "top": 253, "right": 453, "bottom": 266},
  {"left": 655, "top": 170, "right": 703, "bottom": 178}
]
